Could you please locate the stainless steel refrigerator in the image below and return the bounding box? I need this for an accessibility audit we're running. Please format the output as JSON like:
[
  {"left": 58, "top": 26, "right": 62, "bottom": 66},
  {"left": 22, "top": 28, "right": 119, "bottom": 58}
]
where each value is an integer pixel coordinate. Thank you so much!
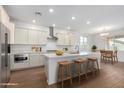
[{"left": 0, "top": 23, "right": 11, "bottom": 88}]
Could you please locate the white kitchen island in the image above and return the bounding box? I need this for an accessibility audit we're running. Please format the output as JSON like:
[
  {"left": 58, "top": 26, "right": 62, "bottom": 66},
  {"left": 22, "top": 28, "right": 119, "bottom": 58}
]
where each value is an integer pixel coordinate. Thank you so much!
[{"left": 43, "top": 52, "right": 100, "bottom": 85}]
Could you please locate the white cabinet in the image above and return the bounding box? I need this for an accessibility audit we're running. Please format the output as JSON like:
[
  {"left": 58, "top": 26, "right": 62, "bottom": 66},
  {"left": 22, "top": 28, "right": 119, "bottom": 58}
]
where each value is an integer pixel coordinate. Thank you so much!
[
  {"left": 29, "top": 54, "right": 43, "bottom": 67},
  {"left": 70, "top": 34, "right": 77, "bottom": 45},
  {"left": 10, "top": 54, "right": 29, "bottom": 70},
  {"left": 9, "top": 23, "right": 15, "bottom": 44},
  {"left": 58, "top": 33, "right": 77, "bottom": 45},
  {"left": 64, "top": 35, "right": 70, "bottom": 45},
  {"left": 29, "top": 54, "right": 39, "bottom": 67},
  {"left": 38, "top": 31, "right": 48, "bottom": 44},
  {"left": 57, "top": 33, "right": 65, "bottom": 45},
  {"left": 10, "top": 54, "right": 44, "bottom": 70},
  {"left": 14, "top": 28, "right": 48, "bottom": 44},
  {"left": 28, "top": 30, "right": 38, "bottom": 44},
  {"left": 14, "top": 28, "right": 28, "bottom": 44},
  {"left": 39, "top": 55, "right": 44, "bottom": 66},
  {"left": 37, "top": 31, "right": 42, "bottom": 44}
]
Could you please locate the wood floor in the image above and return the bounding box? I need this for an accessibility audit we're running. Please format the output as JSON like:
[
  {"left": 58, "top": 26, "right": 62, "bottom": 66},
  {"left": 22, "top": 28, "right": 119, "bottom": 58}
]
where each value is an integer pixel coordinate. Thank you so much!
[{"left": 7, "top": 62, "right": 124, "bottom": 88}]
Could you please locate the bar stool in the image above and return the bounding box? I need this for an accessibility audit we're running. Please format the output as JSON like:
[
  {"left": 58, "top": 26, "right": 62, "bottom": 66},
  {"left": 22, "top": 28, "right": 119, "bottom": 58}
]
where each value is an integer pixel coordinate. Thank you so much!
[
  {"left": 74, "top": 58, "right": 88, "bottom": 83},
  {"left": 86, "top": 57, "right": 99, "bottom": 76},
  {"left": 58, "top": 61, "right": 72, "bottom": 88}
]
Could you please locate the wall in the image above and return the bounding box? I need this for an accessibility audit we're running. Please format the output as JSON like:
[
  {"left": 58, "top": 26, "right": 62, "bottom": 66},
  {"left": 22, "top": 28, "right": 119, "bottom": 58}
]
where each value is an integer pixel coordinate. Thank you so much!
[
  {"left": 91, "top": 34, "right": 108, "bottom": 50},
  {"left": 11, "top": 44, "right": 46, "bottom": 54},
  {"left": 90, "top": 34, "right": 124, "bottom": 62}
]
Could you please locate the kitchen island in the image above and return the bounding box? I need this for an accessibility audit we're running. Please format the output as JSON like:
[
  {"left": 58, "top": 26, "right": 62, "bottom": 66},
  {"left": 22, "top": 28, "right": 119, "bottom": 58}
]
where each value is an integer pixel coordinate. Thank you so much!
[{"left": 43, "top": 52, "right": 100, "bottom": 85}]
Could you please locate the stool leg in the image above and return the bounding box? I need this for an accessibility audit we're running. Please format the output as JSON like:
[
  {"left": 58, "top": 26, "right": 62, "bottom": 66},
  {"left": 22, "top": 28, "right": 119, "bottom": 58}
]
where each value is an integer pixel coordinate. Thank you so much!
[
  {"left": 78, "top": 63, "right": 81, "bottom": 83},
  {"left": 111, "top": 57, "right": 114, "bottom": 65},
  {"left": 58, "top": 66, "right": 60, "bottom": 82},
  {"left": 96, "top": 60, "right": 99, "bottom": 72},
  {"left": 86, "top": 61, "right": 89, "bottom": 76},
  {"left": 116, "top": 56, "right": 118, "bottom": 63},
  {"left": 104, "top": 57, "right": 107, "bottom": 64},
  {"left": 85, "top": 66, "right": 88, "bottom": 79},
  {"left": 68, "top": 64, "right": 72, "bottom": 85},
  {"left": 61, "top": 66, "right": 64, "bottom": 88},
  {"left": 83, "top": 64, "right": 88, "bottom": 79},
  {"left": 92, "top": 61, "right": 95, "bottom": 76}
]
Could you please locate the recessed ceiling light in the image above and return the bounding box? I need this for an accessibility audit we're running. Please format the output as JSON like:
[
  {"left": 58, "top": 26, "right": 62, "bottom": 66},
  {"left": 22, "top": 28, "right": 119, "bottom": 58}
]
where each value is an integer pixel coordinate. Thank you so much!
[
  {"left": 72, "top": 16, "right": 76, "bottom": 20},
  {"left": 86, "top": 21, "right": 91, "bottom": 24},
  {"left": 96, "top": 26, "right": 113, "bottom": 31},
  {"left": 67, "top": 26, "right": 71, "bottom": 30},
  {"left": 32, "top": 19, "right": 36, "bottom": 23},
  {"left": 49, "top": 8, "right": 54, "bottom": 13},
  {"left": 100, "top": 33, "right": 109, "bottom": 36},
  {"left": 52, "top": 24, "right": 56, "bottom": 27}
]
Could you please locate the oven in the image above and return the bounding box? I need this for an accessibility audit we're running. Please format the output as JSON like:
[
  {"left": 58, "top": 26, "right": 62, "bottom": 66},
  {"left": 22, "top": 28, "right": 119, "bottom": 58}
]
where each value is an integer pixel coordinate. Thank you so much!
[{"left": 14, "top": 54, "right": 29, "bottom": 63}]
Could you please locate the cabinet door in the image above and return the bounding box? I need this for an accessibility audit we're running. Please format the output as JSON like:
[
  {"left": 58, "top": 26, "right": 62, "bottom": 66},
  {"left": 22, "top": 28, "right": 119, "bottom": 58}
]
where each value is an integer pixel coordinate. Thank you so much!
[
  {"left": 39, "top": 55, "right": 44, "bottom": 66},
  {"left": 37, "top": 31, "right": 42, "bottom": 44},
  {"left": 28, "top": 30, "right": 38, "bottom": 44},
  {"left": 64, "top": 35, "right": 70, "bottom": 45},
  {"left": 15, "top": 28, "right": 28, "bottom": 44},
  {"left": 9, "top": 22, "right": 15, "bottom": 44},
  {"left": 70, "top": 34, "right": 76, "bottom": 45},
  {"left": 42, "top": 31, "right": 48, "bottom": 44},
  {"left": 38, "top": 31, "right": 48, "bottom": 44},
  {"left": 29, "top": 54, "right": 40, "bottom": 67},
  {"left": 57, "top": 33, "right": 65, "bottom": 45}
]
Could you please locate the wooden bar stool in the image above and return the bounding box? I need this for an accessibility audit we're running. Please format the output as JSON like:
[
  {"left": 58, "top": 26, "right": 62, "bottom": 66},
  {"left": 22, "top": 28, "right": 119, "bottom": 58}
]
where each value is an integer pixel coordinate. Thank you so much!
[
  {"left": 58, "top": 61, "right": 72, "bottom": 88},
  {"left": 113, "top": 50, "right": 118, "bottom": 63},
  {"left": 86, "top": 57, "right": 99, "bottom": 76},
  {"left": 103, "top": 50, "right": 114, "bottom": 64},
  {"left": 74, "top": 58, "right": 88, "bottom": 83},
  {"left": 100, "top": 50, "right": 105, "bottom": 62}
]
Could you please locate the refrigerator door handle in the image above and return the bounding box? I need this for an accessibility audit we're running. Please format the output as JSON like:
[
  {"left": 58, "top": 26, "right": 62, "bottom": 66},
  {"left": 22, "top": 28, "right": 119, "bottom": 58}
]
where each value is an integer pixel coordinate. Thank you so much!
[{"left": 5, "top": 33, "right": 8, "bottom": 67}]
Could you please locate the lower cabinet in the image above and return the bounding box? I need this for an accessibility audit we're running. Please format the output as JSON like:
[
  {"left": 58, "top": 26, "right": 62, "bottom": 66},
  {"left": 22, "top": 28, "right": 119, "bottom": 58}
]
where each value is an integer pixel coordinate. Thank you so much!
[
  {"left": 10, "top": 54, "right": 44, "bottom": 70},
  {"left": 29, "top": 54, "right": 43, "bottom": 67}
]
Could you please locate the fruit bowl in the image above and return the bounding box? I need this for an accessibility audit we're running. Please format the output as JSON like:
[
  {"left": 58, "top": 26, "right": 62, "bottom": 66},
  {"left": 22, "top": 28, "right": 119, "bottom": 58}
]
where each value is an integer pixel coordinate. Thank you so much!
[{"left": 55, "top": 50, "right": 64, "bottom": 56}]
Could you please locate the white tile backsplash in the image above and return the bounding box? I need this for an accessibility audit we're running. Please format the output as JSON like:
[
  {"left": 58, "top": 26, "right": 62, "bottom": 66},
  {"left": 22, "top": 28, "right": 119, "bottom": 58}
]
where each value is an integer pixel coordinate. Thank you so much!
[
  {"left": 10, "top": 44, "right": 73, "bottom": 54},
  {"left": 11, "top": 44, "right": 46, "bottom": 54}
]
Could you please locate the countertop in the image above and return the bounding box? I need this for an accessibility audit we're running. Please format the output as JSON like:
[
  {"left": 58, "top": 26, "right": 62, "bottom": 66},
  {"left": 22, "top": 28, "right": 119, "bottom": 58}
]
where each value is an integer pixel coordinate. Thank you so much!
[{"left": 43, "top": 52, "right": 99, "bottom": 58}]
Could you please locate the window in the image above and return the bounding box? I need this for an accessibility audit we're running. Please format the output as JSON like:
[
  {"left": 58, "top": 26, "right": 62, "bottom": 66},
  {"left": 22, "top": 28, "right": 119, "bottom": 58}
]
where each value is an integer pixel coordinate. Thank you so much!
[
  {"left": 79, "top": 36, "right": 88, "bottom": 51},
  {"left": 109, "top": 37, "right": 124, "bottom": 51},
  {"left": 80, "top": 36, "right": 87, "bottom": 45}
]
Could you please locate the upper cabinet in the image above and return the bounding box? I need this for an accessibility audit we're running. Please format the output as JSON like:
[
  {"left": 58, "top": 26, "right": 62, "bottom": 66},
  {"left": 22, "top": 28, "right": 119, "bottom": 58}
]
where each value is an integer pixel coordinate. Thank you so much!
[
  {"left": 28, "top": 30, "right": 38, "bottom": 44},
  {"left": 70, "top": 34, "right": 77, "bottom": 45},
  {"left": 56, "top": 32, "right": 77, "bottom": 45},
  {"left": 37, "top": 31, "right": 48, "bottom": 44},
  {"left": 14, "top": 28, "right": 28, "bottom": 44},
  {"left": 56, "top": 33, "right": 65, "bottom": 45},
  {"left": 64, "top": 34, "right": 70, "bottom": 45},
  {"left": 14, "top": 28, "right": 48, "bottom": 44}
]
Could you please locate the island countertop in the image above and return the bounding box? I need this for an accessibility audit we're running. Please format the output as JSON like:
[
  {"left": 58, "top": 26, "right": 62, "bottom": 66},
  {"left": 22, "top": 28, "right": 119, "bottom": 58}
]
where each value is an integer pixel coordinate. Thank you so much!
[
  {"left": 43, "top": 52, "right": 99, "bottom": 58},
  {"left": 42, "top": 51, "right": 100, "bottom": 85}
]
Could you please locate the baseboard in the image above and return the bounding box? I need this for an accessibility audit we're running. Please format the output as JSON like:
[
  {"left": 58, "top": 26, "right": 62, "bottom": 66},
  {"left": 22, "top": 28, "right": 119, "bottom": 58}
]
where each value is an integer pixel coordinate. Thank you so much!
[{"left": 11, "top": 65, "right": 44, "bottom": 72}]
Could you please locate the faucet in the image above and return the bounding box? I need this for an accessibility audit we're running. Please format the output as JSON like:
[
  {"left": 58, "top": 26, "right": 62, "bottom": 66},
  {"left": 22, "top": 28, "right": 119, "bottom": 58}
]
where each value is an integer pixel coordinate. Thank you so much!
[{"left": 75, "top": 45, "right": 80, "bottom": 53}]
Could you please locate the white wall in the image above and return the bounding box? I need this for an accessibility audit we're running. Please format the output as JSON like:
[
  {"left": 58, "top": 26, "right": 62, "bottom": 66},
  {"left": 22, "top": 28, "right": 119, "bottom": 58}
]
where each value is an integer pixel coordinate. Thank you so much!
[
  {"left": 90, "top": 34, "right": 124, "bottom": 62},
  {"left": 91, "top": 34, "right": 108, "bottom": 50}
]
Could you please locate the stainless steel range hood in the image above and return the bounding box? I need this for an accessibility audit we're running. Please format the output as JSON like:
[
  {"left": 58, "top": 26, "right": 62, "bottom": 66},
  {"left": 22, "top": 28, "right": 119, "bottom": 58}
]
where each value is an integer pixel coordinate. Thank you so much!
[{"left": 47, "top": 26, "right": 58, "bottom": 40}]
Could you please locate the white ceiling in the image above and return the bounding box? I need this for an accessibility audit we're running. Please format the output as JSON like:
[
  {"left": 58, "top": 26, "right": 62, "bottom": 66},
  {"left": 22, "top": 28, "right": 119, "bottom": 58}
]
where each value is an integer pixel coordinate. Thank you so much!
[{"left": 3, "top": 5, "right": 124, "bottom": 34}]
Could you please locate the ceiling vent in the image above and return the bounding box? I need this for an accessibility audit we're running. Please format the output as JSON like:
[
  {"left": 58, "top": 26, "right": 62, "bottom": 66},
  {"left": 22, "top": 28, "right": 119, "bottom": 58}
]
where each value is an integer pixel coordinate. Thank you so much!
[{"left": 35, "top": 11, "right": 42, "bottom": 16}]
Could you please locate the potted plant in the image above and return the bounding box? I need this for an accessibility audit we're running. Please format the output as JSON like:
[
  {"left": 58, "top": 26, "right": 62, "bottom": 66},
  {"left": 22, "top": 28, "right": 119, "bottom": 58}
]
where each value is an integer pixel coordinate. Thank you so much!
[{"left": 91, "top": 45, "right": 97, "bottom": 52}]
